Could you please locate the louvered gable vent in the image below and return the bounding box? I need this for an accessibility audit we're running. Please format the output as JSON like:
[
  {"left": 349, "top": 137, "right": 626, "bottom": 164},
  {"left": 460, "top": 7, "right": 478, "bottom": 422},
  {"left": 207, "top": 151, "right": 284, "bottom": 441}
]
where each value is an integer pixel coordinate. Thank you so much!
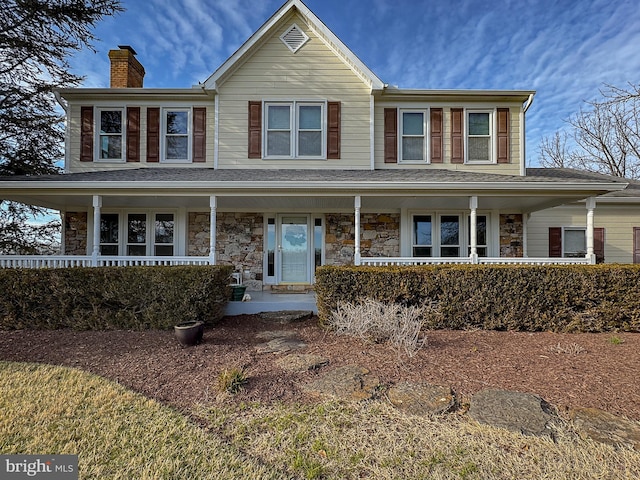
[{"left": 280, "top": 23, "right": 309, "bottom": 53}]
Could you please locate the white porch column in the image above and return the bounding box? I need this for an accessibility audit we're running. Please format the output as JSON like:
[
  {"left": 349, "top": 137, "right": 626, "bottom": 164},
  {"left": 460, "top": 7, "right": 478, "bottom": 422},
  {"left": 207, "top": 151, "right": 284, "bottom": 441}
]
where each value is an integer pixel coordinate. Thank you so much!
[
  {"left": 586, "top": 197, "right": 596, "bottom": 264},
  {"left": 354, "top": 195, "right": 361, "bottom": 266},
  {"left": 91, "top": 195, "right": 102, "bottom": 266},
  {"left": 209, "top": 195, "right": 217, "bottom": 265},
  {"left": 469, "top": 196, "right": 478, "bottom": 264}
]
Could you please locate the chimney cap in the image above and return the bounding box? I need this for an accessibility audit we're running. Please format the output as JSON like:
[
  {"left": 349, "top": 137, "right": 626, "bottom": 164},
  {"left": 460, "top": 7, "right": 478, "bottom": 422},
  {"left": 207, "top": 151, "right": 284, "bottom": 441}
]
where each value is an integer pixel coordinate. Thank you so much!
[{"left": 117, "top": 45, "right": 137, "bottom": 55}]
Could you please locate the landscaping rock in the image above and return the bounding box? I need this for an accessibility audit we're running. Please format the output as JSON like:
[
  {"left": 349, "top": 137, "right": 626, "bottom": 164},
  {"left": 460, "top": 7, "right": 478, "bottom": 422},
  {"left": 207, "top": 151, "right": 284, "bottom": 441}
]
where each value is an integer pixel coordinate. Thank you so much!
[
  {"left": 255, "top": 337, "right": 307, "bottom": 354},
  {"left": 569, "top": 407, "right": 640, "bottom": 450},
  {"left": 275, "top": 354, "right": 330, "bottom": 373},
  {"left": 388, "top": 382, "right": 455, "bottom": 415},
  {"left": 255, "top": 330, "right": 297, "bottom": 340},
  {"left": 258, "top": 311, "right": 314, "bottom": 324},
  {"left": 301, "top": 365, "right": 380, "bottom": 401},
  {"left": 468, "top": 389, "right": 557, "bottom": 438}
]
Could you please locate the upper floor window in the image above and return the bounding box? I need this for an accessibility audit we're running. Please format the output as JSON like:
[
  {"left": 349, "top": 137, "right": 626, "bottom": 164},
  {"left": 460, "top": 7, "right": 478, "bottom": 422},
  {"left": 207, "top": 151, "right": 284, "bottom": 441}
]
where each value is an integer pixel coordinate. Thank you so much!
[
  {"left": 466, "top": 111, "right": 492, "bottom": 163},
  {"left": 264, "top": 101, "right": 324, "bottom": 158},
  {"left": 400, "top": 110, "right": 427, "bottom": 163},
  {"left": 97, "top": 108, "right": 124, "bottom": 161},
  {"left": 163, "top": 109, "right": 190, "bottom": 162}
]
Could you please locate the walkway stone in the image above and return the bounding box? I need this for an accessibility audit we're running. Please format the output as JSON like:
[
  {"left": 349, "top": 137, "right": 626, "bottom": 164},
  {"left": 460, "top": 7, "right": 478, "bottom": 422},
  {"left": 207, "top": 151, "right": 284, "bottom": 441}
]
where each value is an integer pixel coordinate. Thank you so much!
[
  {"left": 255, "top": 336, "right": 307, "bottom": 354},
  {"left": 275, "top": 354, "right": 330, "bottom": 373},
  {"left": 468, "top": 389, "right": 557, "bottom": 438},
  {"left": 301, "top": 365, "right": 380, "bottom": 401},
  {"left": 569, "top": 407, "right": 640, "bottom": 450},
  {"left": 388, "top": 382, "right": 455, "bottom": 415},
  {"left": 258, "top": 311, "right": 314, "bottom": 324}
]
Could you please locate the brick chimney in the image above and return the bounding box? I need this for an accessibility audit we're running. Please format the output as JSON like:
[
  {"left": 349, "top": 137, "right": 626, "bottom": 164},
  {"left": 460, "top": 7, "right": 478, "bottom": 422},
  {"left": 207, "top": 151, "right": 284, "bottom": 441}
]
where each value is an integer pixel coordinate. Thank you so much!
[{"left": 108, "top": 45, "right": 145, "bottom": 88}]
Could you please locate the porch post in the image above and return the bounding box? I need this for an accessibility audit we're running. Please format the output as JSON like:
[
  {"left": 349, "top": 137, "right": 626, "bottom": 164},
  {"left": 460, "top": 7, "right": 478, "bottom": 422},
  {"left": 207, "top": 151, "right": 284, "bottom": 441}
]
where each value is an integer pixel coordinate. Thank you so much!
[
  {"left": 469, "top": 196, "right": 478, "bottom": 264},
  {"left": 354, "top": 195, "right": 361, "bottom": 266},
  {"left": 586, "top": 197, "right": 596, "bottom": 264},
  {"left": 209, "top": 195, "right": 217, "bottom": 265},
  {"left": 91, "top": 195, "right": 102, "bottom": 266}
]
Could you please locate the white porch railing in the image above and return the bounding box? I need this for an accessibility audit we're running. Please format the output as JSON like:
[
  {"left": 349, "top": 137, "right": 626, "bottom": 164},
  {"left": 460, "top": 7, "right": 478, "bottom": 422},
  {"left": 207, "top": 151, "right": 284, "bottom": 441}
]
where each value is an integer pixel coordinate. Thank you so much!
[
  {"left": 0, "top": 255, "right": 212, "bottom": 268},
  {"left": 360, "top": 256, "right": 593, "bottom": 266}
]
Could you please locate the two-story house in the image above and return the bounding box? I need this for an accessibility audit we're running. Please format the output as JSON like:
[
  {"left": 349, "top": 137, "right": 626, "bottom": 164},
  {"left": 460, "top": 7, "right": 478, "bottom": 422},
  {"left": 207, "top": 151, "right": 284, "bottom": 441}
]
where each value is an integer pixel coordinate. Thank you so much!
[{"left": 1, "top": 0, "right": 638, "bottom": 294}]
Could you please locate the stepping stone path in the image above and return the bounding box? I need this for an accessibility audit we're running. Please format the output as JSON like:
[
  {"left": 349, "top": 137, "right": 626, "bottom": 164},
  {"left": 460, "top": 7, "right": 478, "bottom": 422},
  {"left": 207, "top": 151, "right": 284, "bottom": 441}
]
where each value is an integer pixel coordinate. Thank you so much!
[
  {"left": 255, "top": 335, "right": 307, "bottom": 354},
  {"left": 468, "top": 389, "right": 557, "bottom": 438},
  {"left": 301, "top": 365, "right": 380, "bottom": 401},
  {"left": 387, "top": 382, "right": 455, "bottom": 415},
  {"left": 275, "top": 354, "right": 330, "bottom": 373},
  {"left": 258, "top": 310, "right": 314, "bottom": 324},
  {"left": 569, "top": 407, "right": 640, "bottom": 450}
]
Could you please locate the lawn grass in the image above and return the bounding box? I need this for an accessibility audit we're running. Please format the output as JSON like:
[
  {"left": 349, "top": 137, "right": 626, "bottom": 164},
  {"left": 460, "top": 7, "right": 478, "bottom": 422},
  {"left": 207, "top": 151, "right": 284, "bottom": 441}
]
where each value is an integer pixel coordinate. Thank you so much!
[{"left": 2, "top": 361, "right": 639, "bottom": 479}]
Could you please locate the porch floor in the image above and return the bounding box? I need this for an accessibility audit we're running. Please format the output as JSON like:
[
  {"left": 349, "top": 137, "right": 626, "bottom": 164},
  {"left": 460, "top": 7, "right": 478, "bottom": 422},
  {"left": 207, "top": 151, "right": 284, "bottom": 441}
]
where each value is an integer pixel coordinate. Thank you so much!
[{"left": 224, "top": 290, "right": 318, "bottom": 316}]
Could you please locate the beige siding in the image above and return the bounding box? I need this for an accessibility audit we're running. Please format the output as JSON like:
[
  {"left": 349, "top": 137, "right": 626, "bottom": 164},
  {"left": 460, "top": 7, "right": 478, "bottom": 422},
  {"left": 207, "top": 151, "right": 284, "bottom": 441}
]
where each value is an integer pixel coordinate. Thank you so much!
[
  {"left": 528, "top": 203, "right": 640, "bottom": 263},
  {"left": 217, "top": 12, "right": 372, "bottom": 169},
  {"left": 374, "top": 105, "right": 522, "bottom": 175},
  {"left": 67, "top": 104, "right": 214, "bottom": 173}
]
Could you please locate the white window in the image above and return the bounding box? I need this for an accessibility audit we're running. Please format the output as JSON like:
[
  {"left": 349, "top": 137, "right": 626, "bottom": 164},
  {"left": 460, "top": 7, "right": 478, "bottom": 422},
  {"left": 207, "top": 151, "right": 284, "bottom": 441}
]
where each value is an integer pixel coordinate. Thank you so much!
[
  {"left": 99, "top": 213, "right": 119, "bottom": 255},
  {"left": 563, "top": 228, "right": 586, "bottom": 258},
  {"left": 154, "top": 213, "right": 175, "bottom": 256},
  {"left": 97, "top": 108, "right": 124, "bottom": 161},
  {"left": 468, "top": 215, "right": 488, "bottom": 257},
  {"left": 412, "top": 213, "right": 488, "bottom": 257},
  {"left": 162, "top": 109, "right": 190, "bottom": 162},
  {"left": 412, "top": 215, "right": 433, "bottom": 256},
  {"left": 400, "top": 110, "right": 427, "bottom": 162},
  {"left": 466, "top": 110, "right": 492, "bottom": 163},
  {"left": 264, "top": 101, "right": 325, "bottom": 158},
  {"left": 440, "top": 215, "right": 460, "bottom": 257},
  {"left": 100, "top": 212, "right": 175, "bottom": 256}
]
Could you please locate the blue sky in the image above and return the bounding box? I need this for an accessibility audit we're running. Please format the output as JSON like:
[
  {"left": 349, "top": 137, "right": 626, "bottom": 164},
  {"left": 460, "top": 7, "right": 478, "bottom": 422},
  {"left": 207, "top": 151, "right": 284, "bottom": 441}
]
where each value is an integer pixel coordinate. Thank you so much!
[{"left": 70, "top": 0, "right": 640, "bottom": 166}]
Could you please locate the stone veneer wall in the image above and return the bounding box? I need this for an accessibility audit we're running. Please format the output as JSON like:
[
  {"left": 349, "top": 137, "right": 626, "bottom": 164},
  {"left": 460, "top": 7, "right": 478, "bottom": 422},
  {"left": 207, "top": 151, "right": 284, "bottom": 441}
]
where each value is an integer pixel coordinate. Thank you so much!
[
  {"left": 499, "top": 214, "right": 524, "bottom": 257},
  {"left": 187, "top": 212, "right": 210, "bottom": 256},
  {"left": 324, "top": 213, "right": 400, "bottom": 265},
  {"left": 64, "top": 212, "right": 87, "bottom": 255}
]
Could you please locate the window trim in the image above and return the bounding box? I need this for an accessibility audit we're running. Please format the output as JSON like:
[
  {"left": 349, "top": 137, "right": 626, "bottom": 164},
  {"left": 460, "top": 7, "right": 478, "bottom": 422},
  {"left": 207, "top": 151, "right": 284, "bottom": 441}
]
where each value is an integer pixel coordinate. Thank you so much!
[
  {"left": 263, "top": 100, "right": 327, "bottom": 159},
  {"left": 161, "top": 107, "right": 192, "bottom": 163},
  {"left": 399, "top": 109, "right": 429, "bottom": 164},
  {"left": 95, "top": 107, "right": 125, "bottom": 163},
  {"left": 465, "top": 109, "right": 495, "bottom": 164},
  {"left": 98, "top": 210, "right": 178, "bottom": 256}
]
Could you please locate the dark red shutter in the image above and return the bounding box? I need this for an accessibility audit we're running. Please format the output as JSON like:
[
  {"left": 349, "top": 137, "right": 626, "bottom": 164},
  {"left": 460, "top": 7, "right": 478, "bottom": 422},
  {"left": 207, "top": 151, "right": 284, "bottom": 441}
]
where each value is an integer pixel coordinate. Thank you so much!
[
  {"left": 327, "top": 101, "right": 341, "bottom": 159},
  {"left": 147, "top": 107, "right": 160, "bottom": 163},
  {"left": 126, "top": 107, "right": 140, "bottom": 162},
  {"left": 80, "top": 106, "right": 93, "bottom": 162},
  {"left": 594, "top": 227, "right": 605, "bottom": 263},
  {"left": 384, "top": 108, "right": 397, "bottom": 163},
  {"left": 549, "top": 227, "right": 562, "bottom": 257},
  {"left": 430, "top": 108, "right": 443, "bottom": 163},
  {"left": 497, "top": 107, "right": 510, "bottom": 164},
  {"left": 193, "top": 107, "right": 206, "bottom": 163},
  {"left": 451, "top": 108, "right": 464, "bottom": 164},
  {"left": 248, "top": 101, "right": 262, "bottom": 159}
]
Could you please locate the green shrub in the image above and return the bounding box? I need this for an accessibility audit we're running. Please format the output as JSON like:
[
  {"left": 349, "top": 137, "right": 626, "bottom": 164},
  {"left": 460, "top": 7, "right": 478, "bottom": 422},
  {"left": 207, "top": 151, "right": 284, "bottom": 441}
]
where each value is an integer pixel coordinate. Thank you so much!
[
  {"left": 315, "top": 265, "right": 640, "bottom": 333},
  {"left": 0, "top": 265, "right": 233, "bottom": 330}
]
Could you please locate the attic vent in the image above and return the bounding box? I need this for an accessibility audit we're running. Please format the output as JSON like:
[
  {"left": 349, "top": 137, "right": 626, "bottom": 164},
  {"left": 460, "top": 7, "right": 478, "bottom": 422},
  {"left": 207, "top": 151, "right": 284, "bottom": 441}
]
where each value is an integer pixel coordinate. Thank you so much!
[{"left": 280, "top": 23, "right": 309, "bottom": 53}]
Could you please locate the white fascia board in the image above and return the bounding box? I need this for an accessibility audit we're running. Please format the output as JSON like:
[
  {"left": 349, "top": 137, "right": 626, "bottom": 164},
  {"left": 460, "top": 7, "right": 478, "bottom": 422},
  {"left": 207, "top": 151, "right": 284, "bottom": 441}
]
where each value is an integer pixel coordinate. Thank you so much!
[
  {"left": 202, "top": 0, "right": 384, "bottom": 91},
  {"left": 380, "top": 89, "right": 536, "bottom": 102},
  {"left": 57, "top": 88, "right": 213, "bottom": 102}
]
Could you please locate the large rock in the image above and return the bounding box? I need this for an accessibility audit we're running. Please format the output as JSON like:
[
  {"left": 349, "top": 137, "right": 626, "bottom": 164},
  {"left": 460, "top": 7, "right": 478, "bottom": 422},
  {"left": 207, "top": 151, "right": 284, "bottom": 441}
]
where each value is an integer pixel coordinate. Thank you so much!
[
  {"left": 275, "top": 354, "right": 330, "bottom": 373},
  {"left": 569, "top": 407, "right": 640, "bottom": 450},
  {"left": 255, "top": 336, "right": 307, "bottom": 353},
  {"left": 468, "top": 389, "right": 557, "bottom": 438},
  {"left": 388, "top": 382, "right": 455, "bottom": 415},
  {"left": 302, "top": 365, "right": 380, "bottom": 401}
]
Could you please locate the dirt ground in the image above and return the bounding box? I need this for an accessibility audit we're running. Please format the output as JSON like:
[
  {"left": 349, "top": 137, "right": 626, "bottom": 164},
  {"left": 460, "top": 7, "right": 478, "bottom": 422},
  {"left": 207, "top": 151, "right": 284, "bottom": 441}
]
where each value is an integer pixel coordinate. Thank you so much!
[{"left": 0, "top": 315, "right": 638, "bottom": 420}]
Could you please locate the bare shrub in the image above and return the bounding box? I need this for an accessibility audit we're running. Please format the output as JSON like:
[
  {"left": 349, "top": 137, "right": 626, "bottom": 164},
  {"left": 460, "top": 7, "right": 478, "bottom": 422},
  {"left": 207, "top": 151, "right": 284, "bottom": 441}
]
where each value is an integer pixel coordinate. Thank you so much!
[
  {"left": 548, "top": 342, "right": 586, "bottom": 355},
  {"left": 328, "top": 298, "right": 437, "bottom": 357}
]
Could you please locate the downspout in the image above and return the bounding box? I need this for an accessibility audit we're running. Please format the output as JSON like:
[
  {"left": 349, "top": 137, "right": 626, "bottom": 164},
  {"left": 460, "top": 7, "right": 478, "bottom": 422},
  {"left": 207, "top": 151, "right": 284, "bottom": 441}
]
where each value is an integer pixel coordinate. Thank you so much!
[{"left": 520, "top": 93, "right": 535, "bottom": 176}]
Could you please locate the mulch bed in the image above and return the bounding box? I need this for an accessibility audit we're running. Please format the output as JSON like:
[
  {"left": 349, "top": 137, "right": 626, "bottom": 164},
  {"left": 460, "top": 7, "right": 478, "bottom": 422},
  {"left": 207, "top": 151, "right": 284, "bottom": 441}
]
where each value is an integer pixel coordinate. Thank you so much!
[{"left": 1, "top": 315, "right": 638, "bottom": 420}]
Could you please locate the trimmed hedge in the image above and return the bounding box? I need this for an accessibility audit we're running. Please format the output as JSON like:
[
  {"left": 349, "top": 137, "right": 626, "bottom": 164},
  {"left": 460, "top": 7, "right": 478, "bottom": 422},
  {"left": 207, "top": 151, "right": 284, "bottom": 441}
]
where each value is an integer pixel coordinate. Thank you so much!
[
  {"left": 0, "top": 265, "right": 233, "bottom": 330},
  {"left": 315, "top": 265, "right": 640, "bottom": 333}
]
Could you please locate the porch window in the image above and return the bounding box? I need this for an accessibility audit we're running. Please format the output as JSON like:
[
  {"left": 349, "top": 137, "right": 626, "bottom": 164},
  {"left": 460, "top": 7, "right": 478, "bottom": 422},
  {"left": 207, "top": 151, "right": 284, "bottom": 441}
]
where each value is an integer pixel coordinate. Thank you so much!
[
  {"left": 467, "top": 111, "right": 492, "bottom": 163},
  {"left": 400, "top": 110, "right": 427, "bottom": 162},
  {"left": 468, "top": 215, "right": 488, "bottom": 257},
  {"left": 98, "top": 109, "right": 124, "bottom": 161},
  {"left": 100, "top": 213, "right": 119, "bottom": 255},
  {"left": 563, "top": 228, "right": 586, "bottom": 258},
  {"left": 440, "top": 215, "right": 460, "bottom": 257},
  {"left": 163, "top": 109, "right": 190, "bottom": 162},
  {"left": 264, "top": 102, "right": 324, "bottom": 158},
  {"left": 154, "top": 213, "right": 174, "bottom": 256},
  {"left": 127, "top": 213, "right": 147, "bottom": 256},
  {"left": 412, "top": 215, "right": 432, "bottom": 256}
]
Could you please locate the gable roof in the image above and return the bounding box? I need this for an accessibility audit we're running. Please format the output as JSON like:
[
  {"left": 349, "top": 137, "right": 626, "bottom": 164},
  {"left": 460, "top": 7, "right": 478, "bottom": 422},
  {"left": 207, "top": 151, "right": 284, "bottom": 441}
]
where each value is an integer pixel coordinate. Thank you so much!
[{"left": 203, "top": 0, "right": 384, "bottom": 92}]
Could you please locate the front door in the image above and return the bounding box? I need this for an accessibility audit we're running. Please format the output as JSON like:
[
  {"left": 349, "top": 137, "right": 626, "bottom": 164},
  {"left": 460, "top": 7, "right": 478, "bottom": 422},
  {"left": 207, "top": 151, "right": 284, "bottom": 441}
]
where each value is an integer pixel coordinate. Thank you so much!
[
  {"left": 634, "top": 227, "right": 640, "bottom": 264},
  {"left": 279, "top": 215, "right": 311, "bottom": 284}
]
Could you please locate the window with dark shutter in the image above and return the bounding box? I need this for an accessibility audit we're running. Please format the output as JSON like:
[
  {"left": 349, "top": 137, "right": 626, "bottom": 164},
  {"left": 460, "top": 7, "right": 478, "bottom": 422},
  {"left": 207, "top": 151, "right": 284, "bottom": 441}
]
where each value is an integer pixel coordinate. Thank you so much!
[
  {"left": 327, "top": 101, "right": 341, "bottom": 159},
  {"left": 497, "top": 108, "right": 509, "bottom": 164},
  {"left": 193, "top": 107, "right": 206, "bottom": 163},
  {"left": 248, "top": 101, "right": 262, "bottom": 158},
  {"left": 80, "top": 106, "right": 94, "bottom": 162},
  {"left": 384, "top": 108, "right": 397, "bottom": 163},
  {"left": 430, "top": 108, "right": 443, "bottom": 164},
  {"left": 146, "top": 107, "right": 160, "bottom": 163},
  {"left": 549, "top": 227, "right": 562, "bottom": 257},
  {"left": 451, "top": 108, "right": 464, "bottom": 164},
  {"left": 126, "top": 107, "right": 140, "bottom": 162}
]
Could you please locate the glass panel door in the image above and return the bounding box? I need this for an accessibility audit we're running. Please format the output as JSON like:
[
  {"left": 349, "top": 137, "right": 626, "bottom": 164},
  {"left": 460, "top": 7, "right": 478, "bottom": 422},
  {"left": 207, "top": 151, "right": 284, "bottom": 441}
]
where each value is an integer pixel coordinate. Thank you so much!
[{"left": 279, "top": 215, "right": 310, "bottom": 283}]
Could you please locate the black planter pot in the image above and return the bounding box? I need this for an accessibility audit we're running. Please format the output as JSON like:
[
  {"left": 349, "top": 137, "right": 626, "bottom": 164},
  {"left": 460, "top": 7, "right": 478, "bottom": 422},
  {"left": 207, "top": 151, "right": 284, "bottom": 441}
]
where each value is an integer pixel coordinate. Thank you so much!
[{"left": 174, "top": 321, "right": 204, "bottom": 346}]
